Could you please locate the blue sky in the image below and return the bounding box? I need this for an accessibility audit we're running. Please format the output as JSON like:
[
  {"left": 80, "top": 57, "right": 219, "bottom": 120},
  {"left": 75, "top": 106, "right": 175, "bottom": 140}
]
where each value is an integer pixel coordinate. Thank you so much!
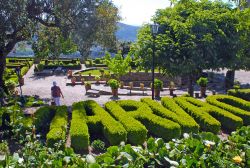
[{"left": 112, "top": 0, "right": 171, "bottom": 26}]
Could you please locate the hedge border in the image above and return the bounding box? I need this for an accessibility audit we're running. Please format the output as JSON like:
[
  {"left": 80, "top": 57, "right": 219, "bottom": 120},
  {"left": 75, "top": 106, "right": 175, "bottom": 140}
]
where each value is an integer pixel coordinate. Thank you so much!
[
  {"left": 206, "top": 95, "right": 250, "bottom": 125},
  {"left": 228, "top": 89, "right": 250, "bottom": 101},
  {"left": 105, "top": 101, "right": 147, "bottom": 145},
  {"left": 117, "top": 100, "right": 181, "bottom": 141}
]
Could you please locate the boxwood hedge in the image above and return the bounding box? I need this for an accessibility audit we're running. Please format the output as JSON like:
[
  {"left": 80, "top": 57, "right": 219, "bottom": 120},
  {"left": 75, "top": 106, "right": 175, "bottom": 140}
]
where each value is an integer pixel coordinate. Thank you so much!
[
  {"left": 117, "top": 100, "right": 181, "bottom": 141},
  {"left": 105, "top": 101, "right": 147, "bottom": 145},
  {"left": 140, "top": 97, "right": 200, "bottom": 133},
  {"left": 182, "top": 97, "right": 243, "bottom": 131},
  {"left": 70, "top": 102, "right": 89, "bottom": 151},
  {"left": 228, "top": 89, "right": 250, "bottom": 101},
  {"left": 85, "top": 100, "right": 127, "bottom": 145},
  {"left": 46, "top": 106, "right": 68, "bottom": 147},
  {"left": 174, "top": 97, "right": 221, "bottom": 133},
  {"left": 206, "top": 95, "right": 250, "bottom": 125}
]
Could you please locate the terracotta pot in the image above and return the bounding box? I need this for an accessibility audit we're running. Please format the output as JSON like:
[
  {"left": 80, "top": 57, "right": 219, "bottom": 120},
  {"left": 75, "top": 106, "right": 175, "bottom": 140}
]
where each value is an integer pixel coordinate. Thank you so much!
[
  {"left": 85, "top": 85, "right": 91, "bottom": 91},
  {"left": 112, "top": 88, "right": 118, "bottom": 97},
  {"left": 71, "top": 77, "right": 76, "bottom": 85},
  {"left": 154, "top": 89, "right": 161, "bottom": 98},
  {"left": 19, "top": 78, "right": 24, "bottom": 86},
  {"left": 67, "top": 70, "right": 72, "bottom": 78},
  {"left": 200, "top": 87, "right": 206, "bottom": 97}
]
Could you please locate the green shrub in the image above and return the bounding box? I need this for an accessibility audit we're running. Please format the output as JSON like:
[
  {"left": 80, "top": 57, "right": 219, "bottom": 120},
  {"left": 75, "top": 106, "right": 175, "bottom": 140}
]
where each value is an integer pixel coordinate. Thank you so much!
[
  {"left": 37, "top": 63, "right": 44, "bottom": 71},
  {"left": 34, "top": 106, "right": 55, "bottom": 132},
  {"left": 197, "top": 77, "right": 208, "bottom": 87},
  {"left": 46, "top": 106, "right": 68, "bottom": 147},
  {"left": 117, "top": 100, "right": 181, "bottom": 141},
  {"left": 108, "top": 79, "right": 120, "bottom": 89},
  {"left": 94, "top": 58, "right": 101, "bottom": 64},
  {"left": 206, "top": 95, "right": 250, "bottom": 125},
  {"left": 105, "top": 101, "right": 147, "bottom": 145},
  {"left": 70, "top": 102, "right": 89, "bottom": 151},
  {"left": 153, "top": 79, "right": 163, "bottom": 89},
  {"left": 182, "top": 96, "right": 243, "bottom": 131},
  {"left": 174, "top": 97, "right": 221, "bottom": 133},
  {"left": 142, "top": 97, "right": 199, "bottom": 133},
  {"left": 91, "top": 139, "right": 106, "bottom": 152},
  {"left": 21, "top": 67, "right": 29, "bottom": 76},
  {"left": 85, "top": 100, "right": 127, "bottom": 145},
  {"left": 228, "top": 89, "right": 250, "bottom": 101}
]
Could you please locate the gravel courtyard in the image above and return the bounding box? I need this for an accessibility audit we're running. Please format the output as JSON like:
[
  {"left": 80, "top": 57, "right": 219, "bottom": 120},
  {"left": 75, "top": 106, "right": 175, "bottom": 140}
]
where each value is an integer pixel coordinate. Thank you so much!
[{"left": 19, "top": 65, "right": 250, "bottom": 106}]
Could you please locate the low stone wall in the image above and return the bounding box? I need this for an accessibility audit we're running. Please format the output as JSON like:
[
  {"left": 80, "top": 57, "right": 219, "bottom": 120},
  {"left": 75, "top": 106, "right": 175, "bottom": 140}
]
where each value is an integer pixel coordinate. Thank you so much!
[{"left": 72, "top": 72, "right": 182, "bottom": 87}]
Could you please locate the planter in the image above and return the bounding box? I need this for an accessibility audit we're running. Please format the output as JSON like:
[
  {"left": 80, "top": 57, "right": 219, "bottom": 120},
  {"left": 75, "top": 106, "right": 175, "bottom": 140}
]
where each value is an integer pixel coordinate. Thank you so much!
[
  {"left": 154, "top": 89, "right": 161, "bottom": 98},
  {"left": 67, "top": 70, "right": 72, "bottom": 78},
  {"left": 120, "top": 81, "right": 124, "bottom": 89},
  {"left": 19, "top": 78, "right": 24, "bottom": 86},
  {"left": 212, "top": 90, "right": 216, "bottom": 95},
  {"left": 195, "top": 92, "right": 199, "bottom": 98},
  {"left": 200, "top": 87, "right": 206, "bottom": 97},
  {"left": 169, "top": 89, "right": 174, "bottom": 96},
  {"left": 71, "top": 77, "right": 76, "bottom": 85},
  {"left": 111, "top": 88, "right": 118, "bottom": 97},
  {"left": 85, "top": 84, "right": 91, "bottom": 91}
]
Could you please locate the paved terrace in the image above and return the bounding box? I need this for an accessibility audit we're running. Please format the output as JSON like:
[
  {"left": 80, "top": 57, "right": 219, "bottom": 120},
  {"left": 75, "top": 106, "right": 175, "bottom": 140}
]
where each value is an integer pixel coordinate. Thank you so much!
[{"left": 19, "top": 65, "right": 250, "bottom": 106}]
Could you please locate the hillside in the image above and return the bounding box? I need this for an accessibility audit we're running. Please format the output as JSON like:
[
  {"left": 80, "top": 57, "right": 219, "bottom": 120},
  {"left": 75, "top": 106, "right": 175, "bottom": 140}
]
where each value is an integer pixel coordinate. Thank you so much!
[{"left": 116, "top": 22, "right": 139, "bottom": 42}]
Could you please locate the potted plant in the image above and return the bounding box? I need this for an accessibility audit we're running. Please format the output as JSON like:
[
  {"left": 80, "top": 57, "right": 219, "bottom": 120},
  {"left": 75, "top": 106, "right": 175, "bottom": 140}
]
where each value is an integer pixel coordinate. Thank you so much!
[
  {"left": 120, "top": 81, "right": 124, "bottom": 89},
  {"left": 233, "top": 80, "right": 241, "bottom": 92},
  {"left": 67, "top": 70, "right": 72, "bottom": 78},
  {"left": 85, "top": 82, "right": 91, "bottom": 91},
  {"left": 197, "top": 77, "right": 208, "bottom": 97},
  {"left": 169, "top": 81, "right": 175, "bottom": 96},
  {"left": 108, "top": 79, "right": 120, "bottom": 97},
  {"left": 95, "top": 76, "right": 101, "bottom": 84},
  {"left": 153, "top": 79, "right": 163, "bottom": 98},
  {"left": 71, "top": 76, "right": 76, "bottom": 85},
  {"left": 99, "top": 69, "right": 105, "bottom": 77}
]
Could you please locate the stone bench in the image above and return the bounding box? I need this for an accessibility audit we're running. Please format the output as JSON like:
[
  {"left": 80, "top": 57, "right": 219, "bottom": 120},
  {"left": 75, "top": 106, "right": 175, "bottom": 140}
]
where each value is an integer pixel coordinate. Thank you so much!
[{"left": 86, "top": 89, "right": 100, "bottom": 97}]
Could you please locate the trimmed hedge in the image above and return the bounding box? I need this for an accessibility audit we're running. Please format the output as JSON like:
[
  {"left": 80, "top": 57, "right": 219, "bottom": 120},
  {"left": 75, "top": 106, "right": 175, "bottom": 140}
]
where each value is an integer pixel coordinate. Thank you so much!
[
  {"left": 70, "top": 102, "right": 89, "bottom": 151},
  {"left": 117, "top": 100, "right": 181, "bottom": 141},
  {"left": 105, "top": 101, "right": 147, "bottom": 145},
  {"left": 182, "top": 97, "right": 243, "bottom": 131},
  {"left": 33, "top": 106, "right": 55, "bottom": 132},
  {"left": 228, "top": 89, "right": 250, "bottom": 101},
  {"left": 174, "top": 97, "right": 221, "bottom": 133},
  {"left": 46, "top": 106, "right": 68, "bottom": 147},
  {"left": 85, "top": 100, "right": 127, "bottom": 145},
  {"left": 140, "top": 97, "right": 199, "bottom": 133},
  {"left": 206, "top": 95, "right": 250, "bottom": 125}
]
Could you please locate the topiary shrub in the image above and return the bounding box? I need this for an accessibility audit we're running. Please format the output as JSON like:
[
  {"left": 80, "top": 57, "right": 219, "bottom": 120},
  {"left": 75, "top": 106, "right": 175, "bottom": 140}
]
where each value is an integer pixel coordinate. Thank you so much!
[
  {"left": 108, "top": 79, "right": 120, "bottom": 89},
  {"left": 91, "top": 139, "right": 106, "bottom": 152}
]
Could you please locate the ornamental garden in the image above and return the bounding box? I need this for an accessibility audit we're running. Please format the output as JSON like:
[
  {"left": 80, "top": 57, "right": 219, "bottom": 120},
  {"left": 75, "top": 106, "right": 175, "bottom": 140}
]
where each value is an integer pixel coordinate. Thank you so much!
[{"left": 1, "top": 0, "right": 250, "bottom": 167}]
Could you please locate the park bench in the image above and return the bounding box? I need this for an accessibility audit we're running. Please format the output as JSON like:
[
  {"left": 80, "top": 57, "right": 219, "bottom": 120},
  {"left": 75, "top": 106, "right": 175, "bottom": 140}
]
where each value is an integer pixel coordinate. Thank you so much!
[{"left": 86, "top": 89, "right": 100, "bottom": 97}]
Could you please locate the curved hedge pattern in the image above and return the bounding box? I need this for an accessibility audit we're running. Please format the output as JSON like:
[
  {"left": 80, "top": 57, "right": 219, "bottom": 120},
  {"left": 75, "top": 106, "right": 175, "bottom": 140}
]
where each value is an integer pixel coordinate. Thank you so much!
[
  {"left": 174, "top": 97, "right": 221, "bottom": 133},
  {"left": 85, "top": 100, "right": 127, "bottom": 145},
  {"left": 105, "top": 101, "right": 147, "bottom": 145},
  {"left": 116, "top": 100, "right": 181, "bottom": 141},
  {"left": 46, "top": 106, "right": 68, "bottom": 147},
  {"left": 182, "top": 97, "right": 243, "bottom": 131},
  {"left": 70, "top": 102, "right": 89, "bottom": 151},
  {"left": 142, "top": 98, "right": 199, "bottom": 133},
  {"left": 206, "top": 95, "right": 250, "bottom": 125},
  {"left": 228, "top": 89, "right": 250, "bottom": 101}
]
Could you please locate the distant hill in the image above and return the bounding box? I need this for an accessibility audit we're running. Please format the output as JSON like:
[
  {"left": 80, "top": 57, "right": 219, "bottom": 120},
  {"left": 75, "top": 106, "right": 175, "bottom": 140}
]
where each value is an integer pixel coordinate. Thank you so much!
[{"left": 116, "top": 22, "right": 140, "bottom": 42}]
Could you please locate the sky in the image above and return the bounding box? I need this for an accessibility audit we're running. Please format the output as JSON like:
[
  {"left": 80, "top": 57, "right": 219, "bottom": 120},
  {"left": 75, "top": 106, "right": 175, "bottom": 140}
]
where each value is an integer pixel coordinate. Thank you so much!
[{"left": 112, "top": 0, "right": 171, "bottom": 26}]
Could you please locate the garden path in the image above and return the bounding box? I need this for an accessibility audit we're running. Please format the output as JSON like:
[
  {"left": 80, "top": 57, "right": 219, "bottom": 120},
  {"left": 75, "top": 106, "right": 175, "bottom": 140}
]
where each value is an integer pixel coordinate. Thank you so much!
[{"left": 18, "top": 65, "right": 250, "bottom": 106}]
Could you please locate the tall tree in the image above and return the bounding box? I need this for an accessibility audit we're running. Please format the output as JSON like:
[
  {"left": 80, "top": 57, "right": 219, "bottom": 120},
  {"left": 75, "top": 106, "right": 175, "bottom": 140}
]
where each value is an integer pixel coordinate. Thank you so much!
[
  {"left": 132, "top": 0, "right": 245, "bottom": 96},
  {"left": 0, "top": 0, "right": 119, "bottom": 90}
]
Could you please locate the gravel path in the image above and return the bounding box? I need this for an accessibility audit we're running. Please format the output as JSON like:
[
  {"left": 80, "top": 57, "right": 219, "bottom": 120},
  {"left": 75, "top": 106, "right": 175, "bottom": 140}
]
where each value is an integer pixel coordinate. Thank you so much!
[{"left": 19, "top": 65, "right": 250, "bottom": 106}]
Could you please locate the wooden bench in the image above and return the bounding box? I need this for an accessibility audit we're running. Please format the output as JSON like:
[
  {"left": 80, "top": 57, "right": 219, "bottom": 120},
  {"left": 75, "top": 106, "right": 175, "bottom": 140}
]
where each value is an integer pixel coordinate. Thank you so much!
[{"left": 86, "top": 89, "right": 100, "bottom": 97}]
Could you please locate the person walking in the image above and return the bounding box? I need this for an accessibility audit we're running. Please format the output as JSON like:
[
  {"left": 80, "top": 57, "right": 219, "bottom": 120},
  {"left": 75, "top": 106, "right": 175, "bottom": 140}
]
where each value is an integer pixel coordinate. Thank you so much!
[{"left": 51, "top": 81, "right": 64, "bottom": 106}]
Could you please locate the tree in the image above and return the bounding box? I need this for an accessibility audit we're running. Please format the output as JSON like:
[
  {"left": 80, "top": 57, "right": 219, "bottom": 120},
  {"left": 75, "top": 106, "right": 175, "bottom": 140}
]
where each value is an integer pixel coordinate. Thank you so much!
[
  {"left": 104, "top": 52, "right": 132, "bottom": 79},
  {"left": 132, "top": 0, "right": 245, "bottom": 96},
  {"left": 0, "top": 0, "right": 119, "bottom": 91},
  {"left": 32, "top": 26, "right": 77, "bottom": 59}
]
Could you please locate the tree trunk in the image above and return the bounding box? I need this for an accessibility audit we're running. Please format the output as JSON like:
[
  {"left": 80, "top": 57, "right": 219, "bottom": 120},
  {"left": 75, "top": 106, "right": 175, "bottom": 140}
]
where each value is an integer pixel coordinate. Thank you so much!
[
  {"left": 188, "top": 74, "right": 194, "bottom": 97},
  {"left": 0, "top": 50, "right": 7, "bottom": 93},
  {"left": 225, "top": 70, "right": 235, "bottom": 91}
]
